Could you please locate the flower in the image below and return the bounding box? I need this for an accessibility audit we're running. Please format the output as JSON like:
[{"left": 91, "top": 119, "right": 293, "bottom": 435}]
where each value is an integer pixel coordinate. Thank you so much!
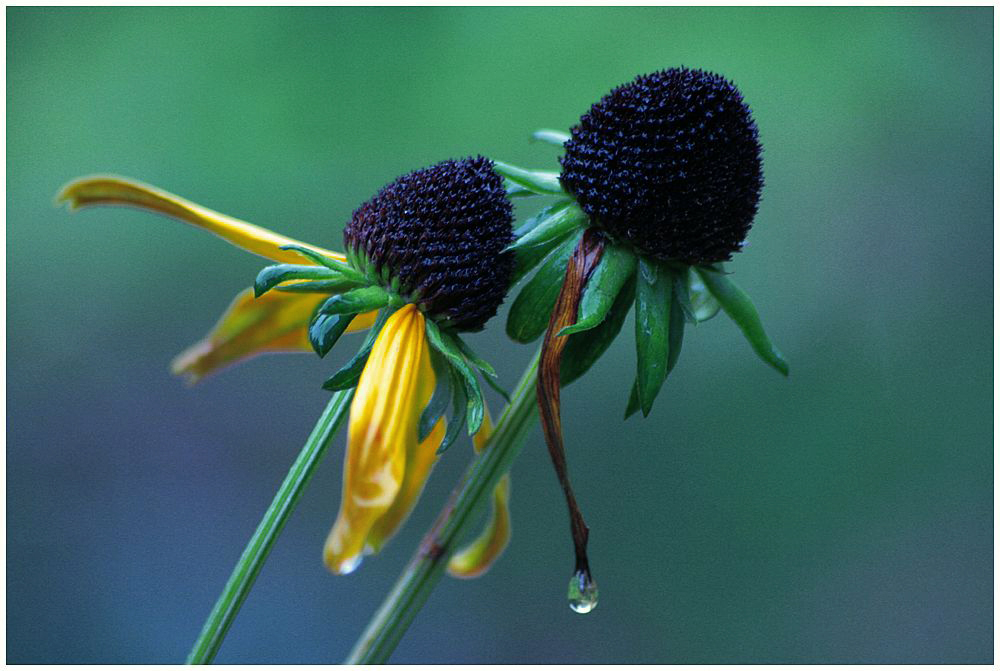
[
  {"left": 490, "top": 67, "right": 787, "bottom": 610},
  {"left": 58, "top": 158, "right": 516, "bottom": 578}
]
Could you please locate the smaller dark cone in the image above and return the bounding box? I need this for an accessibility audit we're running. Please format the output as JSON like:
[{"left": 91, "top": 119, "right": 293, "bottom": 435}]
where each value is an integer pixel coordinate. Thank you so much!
[
  {"left": 343, "top": 156, "right": 515, "bottom": 331},
  {"left": 559, "top": 67, "right": 764, "bottom": 264}
]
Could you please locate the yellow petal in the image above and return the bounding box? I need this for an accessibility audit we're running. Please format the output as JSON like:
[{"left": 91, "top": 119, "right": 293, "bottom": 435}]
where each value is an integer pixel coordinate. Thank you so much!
[
  {"left": 447, "top": 409, "right": 513, "bottom": 579},
  {"left": 324, "top": 304, "right": 433, "bottom": 574},
  {"left": 57, "top": 175, "right": 345, "bottom": 265},
  {"left": 172, "top": 287, "right": 377, "bottom": 384}
]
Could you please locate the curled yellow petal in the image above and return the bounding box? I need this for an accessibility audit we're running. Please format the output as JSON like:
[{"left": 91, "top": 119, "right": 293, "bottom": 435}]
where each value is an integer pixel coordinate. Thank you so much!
[
  {"left": 447, "top": 409, "right": 513, "bottom": 579},
  {"left": 325, "top": 304, "right": 438, "bottom": 574},
  {"left": 57, "top": 175, "right": 345, "bottom": 265},
  {"left": 172, "top": 288, "right": 377, "bottom": 384}
]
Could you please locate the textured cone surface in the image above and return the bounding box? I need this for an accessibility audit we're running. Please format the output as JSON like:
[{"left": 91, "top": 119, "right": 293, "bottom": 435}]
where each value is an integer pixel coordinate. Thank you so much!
[
  {"left": 559, "top": 67, "right": 764, "bottom": 264},
  {"left": 344, "top": 156, "right": 514, "bottom": 331}
]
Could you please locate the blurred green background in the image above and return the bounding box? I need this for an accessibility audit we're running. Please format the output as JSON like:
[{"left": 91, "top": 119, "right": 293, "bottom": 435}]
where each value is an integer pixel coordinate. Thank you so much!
[{"left": 7, "top": 7, "right": 992, "bottom": 664}]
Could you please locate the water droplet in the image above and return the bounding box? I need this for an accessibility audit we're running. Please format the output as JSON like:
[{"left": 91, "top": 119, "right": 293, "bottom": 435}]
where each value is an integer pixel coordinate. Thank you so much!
[
  {"left": 567, "top": 570, "right": 599, "bottom": 614},
  {"left": 334, "top": 554, "right": 363, "bottom": 575}
]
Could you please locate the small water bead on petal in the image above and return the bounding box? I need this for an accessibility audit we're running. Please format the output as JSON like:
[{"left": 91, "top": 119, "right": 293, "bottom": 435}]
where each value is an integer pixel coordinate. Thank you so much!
[
  {"left": 559, "top": 67, "right": 764, "bottom": 265},
  {"left": 343, "top": 157, "right": 515, "bottom": 331}
]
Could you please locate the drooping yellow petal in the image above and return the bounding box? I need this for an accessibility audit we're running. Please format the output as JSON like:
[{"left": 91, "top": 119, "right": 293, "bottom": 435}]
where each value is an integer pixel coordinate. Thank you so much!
[
  {"left": 324, "top": 304, "right": 433, "bottom": 574},
  {"left": 171, "top": 287, "right": 377, "bottom": 384},
  {"left": 57, "top": 175, "right": 345, "bottom": 265},
  {"left": 447, "top": 409, "right": 513, "bottom": 579}
]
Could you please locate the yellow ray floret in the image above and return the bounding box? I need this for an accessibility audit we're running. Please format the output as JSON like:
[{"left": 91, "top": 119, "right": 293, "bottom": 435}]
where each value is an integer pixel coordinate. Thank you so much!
[
  {"left": 325, "top": 304, "right": 444, "bottom": 574},
  {"left": 57, "top": 176, "right": 345, "bottom": 265},
  {"left": 447, "top": 409, "right": 512, "bottom": 579}
]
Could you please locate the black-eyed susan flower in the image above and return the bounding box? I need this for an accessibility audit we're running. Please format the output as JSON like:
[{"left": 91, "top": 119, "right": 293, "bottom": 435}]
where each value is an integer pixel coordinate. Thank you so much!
[
  {"left": 491, "top": 67, "right": 788, "bottom": 611},
  {"left": 58, "top": 156, "right": 517, "bottom": 579}
]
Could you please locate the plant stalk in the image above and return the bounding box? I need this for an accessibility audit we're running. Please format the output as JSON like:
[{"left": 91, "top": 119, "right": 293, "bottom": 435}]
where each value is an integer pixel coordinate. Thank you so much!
[
  {"left": 346, "top": 350, "right": 541, "bottom": 664},
  {"left": 186, "top": 389, "right": 355, "bottom": 664}
]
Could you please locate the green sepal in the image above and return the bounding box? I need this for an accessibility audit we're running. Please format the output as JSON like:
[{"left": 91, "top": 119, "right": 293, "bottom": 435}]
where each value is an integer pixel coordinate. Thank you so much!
[
  {"left": 278, "top": 244, "right": 366, "bottom": 282},
  {"left": 559, "top": 274, "right": 636, "bottom": 386},
  {"left": 510, "top": 202, "right": 578, "bottom": 285},
  {"left": 321, "top": 308, "right": 396, "bottom": 391},
  {"left": 531, "top": 129, "right": 571, "bottom": 147},
  {"left": 634, "top": 258, "right": 672, "bottom": 417},
  {"left": 492, "top": 160, "right": 564, "bottom": 196},
  {"left": 451, "top": 333, "right": 510, "bottom": 403},
  {"left": 254, "top": 264, "right": 341, "bottom": 297},
  {"left": 505, "top": 182, "right": 537, "bottom": 198},
  {"left": 506, "top": 229, "right": 582, "bottom": 343},
  {"left": 505, "top": 201, "right": 584, "bottom": 255},
  {"left": 671, "top": 269, "right": 696, "bottom": 323},
  {"left": 624, "top": 380, "right": 640, "bottom": 419},
  {"left": 317, "top": 285, "right": 391, "bottom": 315},
  {"left": 419, "top": 348, "right": 452, "bottom": 443},
  {"left": 436, "top": 364, "right": 467, "bottom": 455},
  {"left": 424, "top": 319, "right": 485, "bottom": 436},
  {"left": 667, "top": 285, "right": 685, "bottom": 375},
  {"left": 558, "top": 242, "right": 636, "bottom": 336},
  {"left": 686, "top": 267, "right": 721, "bottom": 322},
  {"left": 275, "top": 279, "right": 363, "bottom": 294},
  {"left": 695, "top": 266, "right": 789, "bottom": 376},
  {"left": 309, "top": 312, "right": 355, "bottom": 358}
]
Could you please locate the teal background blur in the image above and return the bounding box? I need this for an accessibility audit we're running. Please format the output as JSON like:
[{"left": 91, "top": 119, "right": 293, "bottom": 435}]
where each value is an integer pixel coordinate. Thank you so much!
[{"left": 7, "top": 7, "right": 992, "bottom": 664}]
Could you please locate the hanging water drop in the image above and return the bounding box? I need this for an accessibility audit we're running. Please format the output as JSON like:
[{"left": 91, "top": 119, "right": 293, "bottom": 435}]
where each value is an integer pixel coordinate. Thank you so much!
[
  {"left": 567, "top": 569, "right": 599, "bottom": 614},
  {"left": 333, "top": 554, "right": 363, "bottom": 575}
]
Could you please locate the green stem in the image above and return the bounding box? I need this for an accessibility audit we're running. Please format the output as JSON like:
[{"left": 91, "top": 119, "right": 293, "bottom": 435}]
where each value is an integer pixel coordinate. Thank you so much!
[
  {"left": 346, "top": 350, "right": 541, "bottom": 664},
  {"left": 186, "top": 389, "right": 355, "bottom": 664}
]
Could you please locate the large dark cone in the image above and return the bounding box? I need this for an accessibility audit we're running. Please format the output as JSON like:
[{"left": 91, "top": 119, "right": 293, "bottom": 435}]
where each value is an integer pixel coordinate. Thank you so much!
[
  {"left": 559, "top": 67, "right": 764, "bottom": 264},
  {"left": 343, "top": 156, "right": 515, "bottom": 331}
]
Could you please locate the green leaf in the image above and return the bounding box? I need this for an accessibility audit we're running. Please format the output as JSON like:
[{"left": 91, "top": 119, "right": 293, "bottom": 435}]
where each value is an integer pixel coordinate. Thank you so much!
[
  {"left": 321, "top": 308, "right": 396, "bottom": 391},
  {"left": 492, "top": 160, "right": 564, "bottom": 196},
  {"left": 278, "top": 244, "right": 366, "bottom": 282},
  {"left": 505, "top": 182, "right": 537, "bottom": 198},
  {"left": 424, "top": 319, "right": 485, "bottom": 436},
  {"left": 624, "top": 379, "right": 640, "bottom": 419},
  {"left": 419, "top": 349, "right": 452, "bottom": 443},
  {"left": 686, "top": 267, "right": 722, "bottom": 322},
  {"left": 309, "top": 312, "right": 354, "bottom": 358},
  {"left": 671, "top": 269, "right": 696, "bottom": 323},
  {"left": 531, "top": 129, "right": 571, "bottom": 147},
  {"left": 254, "top": 264, "right": 341, "bottom": 297},
  {"left": 317, "top": 285, "right": 391, "bottom": 315},
  {"left": 559, "top": 274, "right": 636, "bottom": 386},
  {"left": 558, "top": 242, "right": 636, "bottom": 336},
  {"left": 667, "top": 287, "right": 685, "bottom": 374},
  {"left": 695, "top": 267, "right": 789, "bottom": 376},
  {"left": 506, "top": 230, "right": 582, "bottom": 343},
  {"left": 275, "top": 279, "right": 362, "bottom": 294},
  {"left": 436, "top": 364, "right": 467, "bottom": 454},
  {"left": 451, "top": 333, "right": 510, "bottom": 403},
  {"left": 505, "top": 201, "right": 584, "bottom": 256},
  {"left": 635, "top": 258, "right": 672, "bottom": 417}
]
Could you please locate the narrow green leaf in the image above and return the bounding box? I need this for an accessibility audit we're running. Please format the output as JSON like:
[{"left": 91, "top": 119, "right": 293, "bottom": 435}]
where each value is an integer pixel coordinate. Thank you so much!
[
  {"left": 492, "top": 160, "right": 565, "bottom": 196},
  {"left": 667, "top": 286, "right": 685, "bottom": 374},
  {"left": 671, "top": 269, "right": 696, "bottom": 323},
  {"left": 624, "top": 379, "right": 640, "bottom": 419},
  {"left": 505, "top": 201, "right": 584, "bottom": 256},
  {"left": 309, "top": 312, "right": 354, "bottom": 358},
  {"left": 506, "top": 230, "right": 582, "bottom": 343},
  {"left": 635, "top": 258, "right": 672, "bottom": 417},
  {"left": 321, "top": 308, "right": 396, "bottom": 391},
  {"left": 531, "top": 129, "right": 571, "bottom": 147},
  {"left": 686, "top": 267, "right": 722, "bottom": 322},
  {"left": 419, "top": 349, "right": 452, "bottom": 443},
  {"left": 424, "top": 319, "right": 485, "bottom": 436},
  {"left": 254, "top": 264, "right": 340, "bottom": 297},
  {"left": 318, "top": 285, "right": 391, "bottom": 315},
  {"left": 436, "top": 364, "right": 467, "bottom": 454},
  {"left": 275, "top": 278, "right": 362, "bottom": 294},
  {"left": 451, "top": 333, "right": 511, "bottom": 402},
  {"left": 558, "top": 243, "right": 636, "bottom": 336},
  {"left": 696, "top": 267, "right": 789, "bottom": 376},
  {"left": 505, "top": 182, "right": 537, "bottom": 198},
  {"left": 278, "top": 244, "right": 366, "bottom": 282},
  {"left": 559, "top": 274, "right": 636, "bottom": 386}
]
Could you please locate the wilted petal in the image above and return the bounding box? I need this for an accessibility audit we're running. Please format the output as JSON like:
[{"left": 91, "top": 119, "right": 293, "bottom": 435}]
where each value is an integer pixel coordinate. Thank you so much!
[
  {"left": 447, "top": 410, "right": 512, "bottom": 579},
  {"left": 172, "top": 288, "right": 376, "bottom": 383},
  {"left": 58, "top": 175, "right": 345, "bottom": 265},
  {"left": 324, "top": 305, "right": 434, "bottom": 574}
]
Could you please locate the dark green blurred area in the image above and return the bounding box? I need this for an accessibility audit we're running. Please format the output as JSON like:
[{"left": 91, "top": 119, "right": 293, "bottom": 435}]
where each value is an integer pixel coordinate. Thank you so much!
[{"left": 7, "top": 7, "right": 992, "bottom": 663}]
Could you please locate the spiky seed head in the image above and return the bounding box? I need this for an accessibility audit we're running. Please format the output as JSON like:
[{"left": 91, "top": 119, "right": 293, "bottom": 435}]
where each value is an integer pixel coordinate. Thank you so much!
[
  {"left": 559, "top": 67, "right": 764, "bottom": 264},
  {"left": 343, "top": 156, "right": 514, "bottom": 331}
]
